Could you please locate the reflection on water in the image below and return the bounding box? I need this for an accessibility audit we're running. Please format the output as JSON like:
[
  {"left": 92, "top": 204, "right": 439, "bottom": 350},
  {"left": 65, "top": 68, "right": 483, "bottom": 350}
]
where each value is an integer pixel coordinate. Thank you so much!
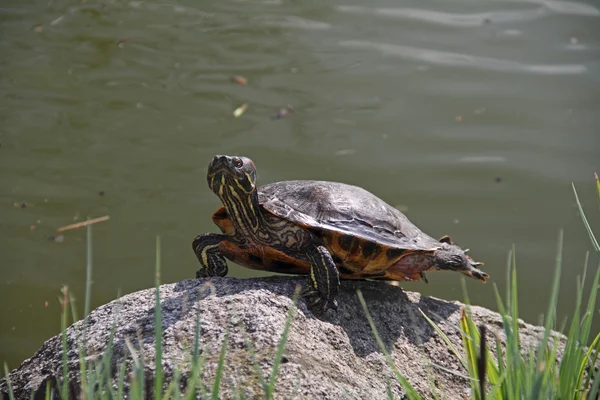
[
  {"left": 1, "top": 0, "right": 599, "bottom": 368},
  {"left": 339, "top": 40, "right": 587, "bottom": 75}
]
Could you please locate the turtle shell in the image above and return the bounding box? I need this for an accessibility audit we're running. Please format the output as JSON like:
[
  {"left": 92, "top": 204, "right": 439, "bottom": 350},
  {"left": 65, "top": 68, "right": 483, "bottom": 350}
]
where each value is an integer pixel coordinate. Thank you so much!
[{"left": 258, "top": 180, "right": 445, "bottom": 281}]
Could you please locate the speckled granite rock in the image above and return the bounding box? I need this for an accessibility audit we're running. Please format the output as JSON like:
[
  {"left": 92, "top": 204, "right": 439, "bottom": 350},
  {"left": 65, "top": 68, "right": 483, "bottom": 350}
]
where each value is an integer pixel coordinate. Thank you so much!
[{"left": 0, "top": 277, "right": 567, "bottom": 399}]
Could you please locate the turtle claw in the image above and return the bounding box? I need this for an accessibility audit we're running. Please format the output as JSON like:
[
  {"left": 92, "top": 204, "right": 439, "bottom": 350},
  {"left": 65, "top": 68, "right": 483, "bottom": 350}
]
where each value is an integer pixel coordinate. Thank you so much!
[
  {"left": 301, "top": 286, "right": 337, "bottom": 313},
  {"left": 329, "top": 299, "right": 339, "bottom": 311},
  {"left": 196, "top": 268, "right": 209, "bottom": 278}
]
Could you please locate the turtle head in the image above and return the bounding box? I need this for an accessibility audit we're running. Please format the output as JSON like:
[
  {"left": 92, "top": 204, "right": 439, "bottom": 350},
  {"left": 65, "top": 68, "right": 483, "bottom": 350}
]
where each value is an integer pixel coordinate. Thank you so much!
[
  {"left": 434, "top": 243, "right": 489, "bottom": 283},
  {"left": 207, "top": 155, "right": 257, "bottom": 195}
]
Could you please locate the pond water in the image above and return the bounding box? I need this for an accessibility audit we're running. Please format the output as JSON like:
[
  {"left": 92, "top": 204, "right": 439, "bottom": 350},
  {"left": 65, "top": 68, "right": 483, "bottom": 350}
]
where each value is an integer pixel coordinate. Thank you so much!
[{"left": 1, "top": 0, "right": 599, "bottom": 369}]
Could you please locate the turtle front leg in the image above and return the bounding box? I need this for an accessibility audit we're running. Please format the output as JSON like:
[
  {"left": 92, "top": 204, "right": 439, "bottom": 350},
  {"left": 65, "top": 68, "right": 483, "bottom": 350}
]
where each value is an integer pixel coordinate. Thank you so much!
[
  {"left": 192, "top": 233, "right": 228, "bottom": 278},
  {"left": 303, "top": 245, "right": 340, "bottom": 312}
]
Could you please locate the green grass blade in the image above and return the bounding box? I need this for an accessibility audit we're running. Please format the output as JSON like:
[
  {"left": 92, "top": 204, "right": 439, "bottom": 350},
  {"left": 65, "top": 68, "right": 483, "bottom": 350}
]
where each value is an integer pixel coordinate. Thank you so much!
[
  {"left": 357, "top": 289, "right": 423, "bottom": 400},
  {"left": 173, "top": 370, "right": 182, "bottom": 399},
  {"left": 193, "top": 306, "right": 201, "bottom": 365},
  {"left": 459, "top": 308, "right": 479, "bottom": 400},
  {"left": 588, "top": 351, "right": 600, "bottom": 400},
  {"left": 3, "top": 363, "right": 15, "bottom": 400},
  {"left": 508, "top": 250, "right": 523, "bottom": 398},
  {"left": 505, "top": 250, "right": 512, "bottom": 313},
  {"left": 579, "top": 264, "right": 600, "bottom": 391},
  {"left": 242, "top": 326, "right": 267, "bottom": 393},
  {"left": 595, "top": 172, "right": 600, "bottom": 210},
  {"left": 212, "top": 329, "right": 229, "bottom": 399},
  {"left": 419, "top": 308, "right": 466, "bottom": 369},
  {"left": 477, "top": 325, "right": 487, "bottom": 400},
  {"left": 581, "top": 261, "right": 600, "bottom": 347},
  {"left": 509, "top": 249, "right": 519, "bottom": 354},
  {"left": 185, "top": 306, "right": 203, "bottom": 398},
  {"left": 582, "top": 331, "right": 600, "bottom": 393},
  {"left": 162, "top": 370, "right": 180, "bottom": 400},
  {"left": 68, "top": 293, "right": 89, "bottom": 398},
  {"left": 185, "top": 352, "right": 209, "bottom": 399},
  {"left": 125, "top": 334, "right": 145, "bottom": 399},
  {"left": 460, "top": 279, "right": 500, "bottom": 387},
  {"left": 85, "top": 224, "right": 93, "bottom": 319},
  {"left": 536, "top": 231, "right": 563, "bottom": 372},
  {"left": 386, "top": 378, "right": 394, "bottom": 400},
  {"left": 572, "top": 183, "right": 600, "bottom": 255},
  {"left": 155, "top": 236, "right": 163, "bottom": 399},
  {"left": 430, "top": 363, "right": 477, "bottom": 381},
  {"left": 494, "top": 336, "right": 507, "bottom": 399},
  {"left": 558, "top": 255, "right": 590, "bottom": 398},
  {"left": 117, "top": 360, "right": 126, "bottom": 399},
  {"left": 101, "top": 295, "right": 120, "bottom": 398},
  {"left": 266, "top": 286, "right": 300, "bottom": 399},
  {"left": 60, "top": 286, "right": 69, "bottom": 400},
  {"left": 184, "top": 302, "right": 210, "bottom": 398}
]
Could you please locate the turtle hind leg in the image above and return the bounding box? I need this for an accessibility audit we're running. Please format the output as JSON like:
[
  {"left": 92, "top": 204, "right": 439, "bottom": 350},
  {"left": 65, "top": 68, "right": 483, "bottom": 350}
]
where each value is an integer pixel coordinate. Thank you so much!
[
  {"left": 303, "top": 245, "right": 340, "bottom": 313},
  {"left": 192, "top": 233, "right": 228, "bottom": 278}
]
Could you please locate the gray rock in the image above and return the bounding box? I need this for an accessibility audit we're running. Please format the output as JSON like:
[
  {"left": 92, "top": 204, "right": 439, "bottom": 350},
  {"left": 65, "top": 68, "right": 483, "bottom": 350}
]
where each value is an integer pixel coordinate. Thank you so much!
[{"left": 0, "top": 277, "right": 566, "bottom": 399}]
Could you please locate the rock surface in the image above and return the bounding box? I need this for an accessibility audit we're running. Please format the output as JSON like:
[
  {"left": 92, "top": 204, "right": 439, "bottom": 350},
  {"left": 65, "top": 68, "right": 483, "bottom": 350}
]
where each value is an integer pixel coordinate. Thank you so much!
[{"left": 1, "top": 277, "right": 565, "bottom": 399}]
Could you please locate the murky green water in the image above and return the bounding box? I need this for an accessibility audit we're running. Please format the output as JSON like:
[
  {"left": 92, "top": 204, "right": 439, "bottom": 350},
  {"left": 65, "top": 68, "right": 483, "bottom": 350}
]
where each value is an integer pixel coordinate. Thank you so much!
[{"left": 1, "top": 0, "right": 599, "bottom": 369}]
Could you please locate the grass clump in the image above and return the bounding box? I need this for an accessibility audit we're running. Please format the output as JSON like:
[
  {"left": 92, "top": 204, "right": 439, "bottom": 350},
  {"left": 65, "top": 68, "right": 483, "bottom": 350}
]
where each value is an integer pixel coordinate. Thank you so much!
[
  {"left": 357, "top": 174, "right": 600, "bottom": 399},
  {"left": 1, "top": 226, "right": 298, "bottom": 399}
]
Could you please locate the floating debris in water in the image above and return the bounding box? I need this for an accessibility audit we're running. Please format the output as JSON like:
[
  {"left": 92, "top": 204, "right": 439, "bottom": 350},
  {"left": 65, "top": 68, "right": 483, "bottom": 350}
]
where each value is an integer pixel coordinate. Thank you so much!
[
  {"left": 117, "top": 39, "right": 126, "bottom": 48},
  {"left": 455, "top": 115, "right": 463, "bottom": 122},
  {"left": 334, "top": 149, "right": 356, "bottom": 156},
  {"left": 56, "top": 215, "right": 110, "bottom": 233},
  {"left": 33, "top": 24, "right": 44, "bottom": 32},
  {"left": 44, "top": 301, "right": 49, "bottom": 308},
  {"left": 48, "top": 235, "right": 65, "bottom": 243},
  {"left": 570, "top": 37, "right": 578, "bottom": 44},
  {"left": 231, "top": 75, "right": 247, "bottom": 85},
  {"left": 453, "top": 218, "right": 460, "bottom": 224},
  {"left": 50, "top": 15, "right": 65, "bottom": 26},
  {"left": 494, "top": 177, "right": 503, "bottom": 183},
  {"left": 30, "top": 225, "right": 36, "bottom": 232},
  {"left": 13, "top": 201, "right": 30, "bottom": 209},
  {"left": 233, "top": 103, "right": 249, "bottom": 118},
  {"left": 474, "top": 107, "right": 486, "bottom": 115},
  {"left": 98, "top": 190, "right": 105, "bottom": 196},
  {"left": 270, "top": 106, "right": 293, "bottom": 120}
]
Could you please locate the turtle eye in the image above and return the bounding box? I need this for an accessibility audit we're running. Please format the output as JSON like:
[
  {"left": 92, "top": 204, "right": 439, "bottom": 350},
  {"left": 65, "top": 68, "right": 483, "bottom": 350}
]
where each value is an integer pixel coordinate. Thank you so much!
[{"left": 232, "top": 157, "right": 243, "bottom": 168}]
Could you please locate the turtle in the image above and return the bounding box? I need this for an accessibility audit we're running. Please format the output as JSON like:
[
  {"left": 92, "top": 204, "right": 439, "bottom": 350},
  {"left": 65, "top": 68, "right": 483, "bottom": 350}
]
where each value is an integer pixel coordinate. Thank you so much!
[{"left": 192, "top": 155, "right": 489, "bottom": 312}]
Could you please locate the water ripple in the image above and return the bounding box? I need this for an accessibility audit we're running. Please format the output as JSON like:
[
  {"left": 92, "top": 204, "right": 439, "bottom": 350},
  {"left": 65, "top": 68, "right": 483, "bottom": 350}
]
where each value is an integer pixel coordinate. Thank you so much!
[
  {"left": 339, "top": 40, "right": 587, "bottom": 75},
  {"left": 337, "top": 5, "right": 546, "bottom": 27},
  {"left": 253, "top": 15, "right": 331, "bottom": 30},
  {"left": 506, "top": 0, "right": 600, "bottom": 16}
]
